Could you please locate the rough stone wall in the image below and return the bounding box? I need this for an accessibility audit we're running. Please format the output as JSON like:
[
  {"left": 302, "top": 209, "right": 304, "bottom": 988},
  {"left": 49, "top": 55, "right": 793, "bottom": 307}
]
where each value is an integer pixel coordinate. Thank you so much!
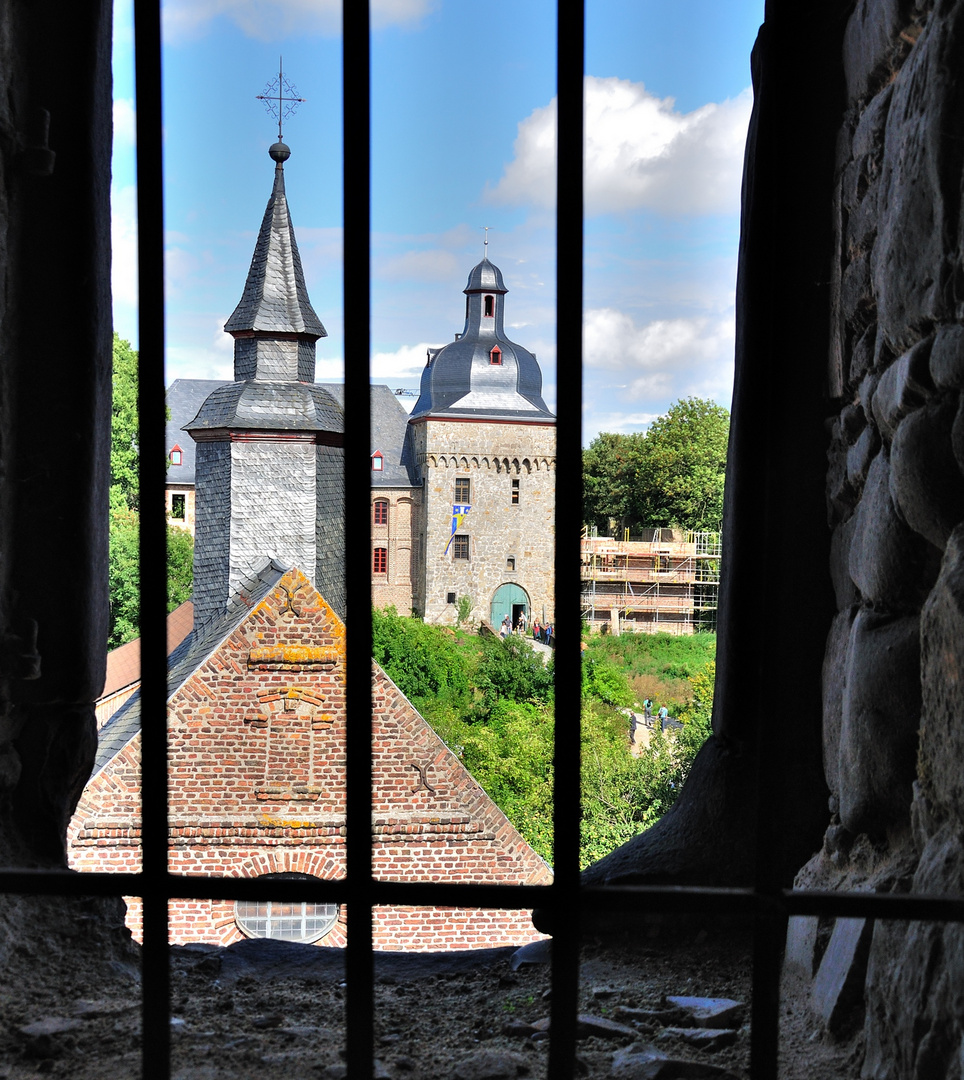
[
  {"left": 413, "top": 420, "right": 556, "bottom": 625},
  {"left": 371, "top": 490, "right": 419, "bottom": 613},
  {"left": 791, "top": 2, "right": 964, "bottom": 1074},
  {"left": 68, "top": 569, "right": 550, "bottom": 951}
]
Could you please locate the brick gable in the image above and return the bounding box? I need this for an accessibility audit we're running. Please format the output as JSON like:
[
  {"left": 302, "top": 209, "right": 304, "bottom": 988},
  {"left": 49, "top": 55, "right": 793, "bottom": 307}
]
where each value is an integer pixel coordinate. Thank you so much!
[{"left": 69, "top": 567, "right": 550, "bottom": 950}]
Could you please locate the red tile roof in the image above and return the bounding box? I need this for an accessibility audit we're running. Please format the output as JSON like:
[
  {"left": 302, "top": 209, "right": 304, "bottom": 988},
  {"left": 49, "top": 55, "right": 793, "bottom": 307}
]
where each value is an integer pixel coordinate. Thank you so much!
[{"left": 100, "top": 601, "right": 194, "bottom": 699}]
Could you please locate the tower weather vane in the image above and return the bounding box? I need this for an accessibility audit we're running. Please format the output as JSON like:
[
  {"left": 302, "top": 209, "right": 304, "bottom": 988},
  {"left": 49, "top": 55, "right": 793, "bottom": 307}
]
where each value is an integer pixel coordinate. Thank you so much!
[
  {"left": 256, "top": 57, "right": 305, "bottom": 142},
  {"left": 480, "top": 225, "right": 492, "bottom": 259}
]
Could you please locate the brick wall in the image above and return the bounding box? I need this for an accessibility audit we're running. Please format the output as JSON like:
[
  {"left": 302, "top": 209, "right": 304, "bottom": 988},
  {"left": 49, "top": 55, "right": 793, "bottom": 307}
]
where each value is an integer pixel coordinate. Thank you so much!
[
  {"left": 371, "top": 489, "right": 420, "bottom": 613},
  {"left": 69, "top": 567, "right": 550, "bottom": 950}
]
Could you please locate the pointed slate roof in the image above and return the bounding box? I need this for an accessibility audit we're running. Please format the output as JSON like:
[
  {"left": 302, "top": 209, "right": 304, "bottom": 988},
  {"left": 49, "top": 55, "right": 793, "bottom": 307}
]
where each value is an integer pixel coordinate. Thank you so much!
[{"left": 224, "top": 144, "right": 326, "bottom": 339}]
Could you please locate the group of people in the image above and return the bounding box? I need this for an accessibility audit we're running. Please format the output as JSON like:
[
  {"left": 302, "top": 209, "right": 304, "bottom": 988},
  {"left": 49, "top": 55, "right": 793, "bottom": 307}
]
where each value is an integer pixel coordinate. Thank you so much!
[
  {"left": 497, "top": 610, "right": 554, "bottom": 647},
  {"left": 628, "top": 698, "right": 670, "bottom": 745}
]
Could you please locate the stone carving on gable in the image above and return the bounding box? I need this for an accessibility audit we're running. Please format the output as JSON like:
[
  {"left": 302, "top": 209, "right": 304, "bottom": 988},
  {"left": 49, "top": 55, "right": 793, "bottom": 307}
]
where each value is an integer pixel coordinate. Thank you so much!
[{"left": 249, "top": 686, "right": 334, "bottom": 801}]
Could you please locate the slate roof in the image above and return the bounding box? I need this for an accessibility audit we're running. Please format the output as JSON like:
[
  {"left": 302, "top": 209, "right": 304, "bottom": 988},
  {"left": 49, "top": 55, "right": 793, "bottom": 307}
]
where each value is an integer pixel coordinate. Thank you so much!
[
  {"left": 409, "top": 258, "right": 555, "bottom": 424},
  {"left": 184, "top": 380, "right": 344, "bottom": 436},
  {"left": 166, "top": 380, "right": 225, "bottom": 485},
  {"left": 224, "top": 155, "right": 326, "bottom": 339},
  {"left": 168, "top": 381, "right": 415, "bottom": 485},
  {"left": 324, "top": 384, "right": 419, "bottom": 488},
  {"left": 91, "top": 561, "right": 288, "bottom": 779}
]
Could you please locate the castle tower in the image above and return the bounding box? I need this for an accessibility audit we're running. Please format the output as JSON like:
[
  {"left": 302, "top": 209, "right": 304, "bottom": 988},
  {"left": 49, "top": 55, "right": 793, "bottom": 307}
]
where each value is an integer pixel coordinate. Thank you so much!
[
  {"left": 186, "top": 141, "right": 345, "bottom": 628},
  {"left": 409, "top": 257, "right": 556, "bottom": 626}
]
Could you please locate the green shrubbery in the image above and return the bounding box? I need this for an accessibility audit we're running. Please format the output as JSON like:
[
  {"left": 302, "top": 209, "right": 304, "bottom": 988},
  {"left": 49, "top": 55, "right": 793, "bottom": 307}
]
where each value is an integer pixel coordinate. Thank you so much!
[{"left": 370, "top": 606, "right": 715, "bottom": 869}]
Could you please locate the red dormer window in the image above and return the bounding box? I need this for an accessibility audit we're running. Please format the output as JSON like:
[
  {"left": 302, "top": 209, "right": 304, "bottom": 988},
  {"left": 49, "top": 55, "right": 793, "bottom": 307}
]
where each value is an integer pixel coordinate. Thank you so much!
[
  {"left": 489, "top": 346, "right": 502, "bottom": 366},
  {"left": 170, "top": 444, "right": 183, "bottom": 466},
  {"left": 483, "top": 295, "right": 494, "bottom": 318},
  {"left": 371, "top": 452, "right": 384, "bottom": 472}
]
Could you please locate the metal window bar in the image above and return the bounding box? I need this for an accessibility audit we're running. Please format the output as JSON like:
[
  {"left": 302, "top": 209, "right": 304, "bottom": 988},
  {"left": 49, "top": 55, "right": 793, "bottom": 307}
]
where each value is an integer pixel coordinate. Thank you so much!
[{"left": 0, "top": 4, "right": 962, "bottom": 1080}]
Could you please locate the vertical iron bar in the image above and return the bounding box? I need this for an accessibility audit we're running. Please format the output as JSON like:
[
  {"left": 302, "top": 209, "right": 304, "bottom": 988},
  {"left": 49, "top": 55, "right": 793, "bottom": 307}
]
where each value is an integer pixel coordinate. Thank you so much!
[
  {"left": 549, "top": 3, "right": 584, "bottom": 1078},
  {"left": 343, "top": 3, "right": 375, "bottom": 1078},
  {"left": 133, "top": 0, "right": 170, "bottom": 1075}
]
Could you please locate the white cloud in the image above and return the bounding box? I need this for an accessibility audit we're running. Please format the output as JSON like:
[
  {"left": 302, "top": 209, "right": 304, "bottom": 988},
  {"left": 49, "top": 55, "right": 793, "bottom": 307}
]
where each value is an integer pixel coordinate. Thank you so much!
[
  {"left": 583, "top": 306, "right": 734, "bottom": 403},
  {"left": 113, "top": 99, "right": 136, "bottom": 148},
  {"left": 111, "top": 183, "right": 138, "bottom": 317},
  {"left": 371, "top": 342, "right": 440, "bottom": 381},
  {"left": 487, "top": 76, "right": 753, "bottom": 217},
  {"left": 377, "top": 248, "right": 462, "bottom": 284},
  {"left": 162, "top": 0, "right": 436, "bottom": 43}
]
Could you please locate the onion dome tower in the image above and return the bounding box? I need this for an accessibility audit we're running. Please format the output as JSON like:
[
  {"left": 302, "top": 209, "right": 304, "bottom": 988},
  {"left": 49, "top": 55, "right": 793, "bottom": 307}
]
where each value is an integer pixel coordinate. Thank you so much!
[
  {"left": 186, "top": 141, "right": 345, "bottom": 627},
  {"left": 409, "top": 258, "right": 554, "bottom": 421},
  {"left": 409, "top": 254, "right": 555, "bottom": 627}
]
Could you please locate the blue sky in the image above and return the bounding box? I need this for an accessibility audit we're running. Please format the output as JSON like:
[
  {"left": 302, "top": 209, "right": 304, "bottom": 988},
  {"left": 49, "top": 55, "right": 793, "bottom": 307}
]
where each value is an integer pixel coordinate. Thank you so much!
[{"left": 111, "top": 0, "right": 764, "bottom": 444}]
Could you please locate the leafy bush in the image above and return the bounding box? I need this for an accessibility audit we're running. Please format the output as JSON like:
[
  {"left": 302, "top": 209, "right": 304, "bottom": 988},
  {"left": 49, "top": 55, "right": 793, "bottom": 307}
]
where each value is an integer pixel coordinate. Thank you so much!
[
  {"left": 371, "top": 606, "right": 473, "bottom": 716},
  {"left": 474, "top": 634, "right": 553, "bottom": 717}
]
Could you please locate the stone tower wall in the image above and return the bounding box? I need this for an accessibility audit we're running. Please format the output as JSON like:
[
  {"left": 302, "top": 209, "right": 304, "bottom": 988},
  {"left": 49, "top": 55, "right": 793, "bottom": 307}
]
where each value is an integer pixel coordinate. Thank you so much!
[
  {"left": 789, "top": 2, "right": 964, "bottom": 1072},
  {"left": 413, "top": 420, "right": 555, "bottom": 626}
]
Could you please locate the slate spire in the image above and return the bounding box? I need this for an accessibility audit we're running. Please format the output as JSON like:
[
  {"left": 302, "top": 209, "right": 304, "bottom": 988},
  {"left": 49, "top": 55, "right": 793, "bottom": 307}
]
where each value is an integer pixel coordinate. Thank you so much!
[
  {"left": 186, "top": 141, "right": 345, "bottom": 628},
  {"left": 224, "top": 141, "right": 327, "bottom": 382}
]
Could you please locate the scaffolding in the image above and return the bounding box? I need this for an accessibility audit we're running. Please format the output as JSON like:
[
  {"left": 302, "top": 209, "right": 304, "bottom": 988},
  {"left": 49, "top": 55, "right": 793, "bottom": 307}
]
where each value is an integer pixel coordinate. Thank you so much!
[{"left": 580, "top": 527, "right": 721, "bottom": 635}]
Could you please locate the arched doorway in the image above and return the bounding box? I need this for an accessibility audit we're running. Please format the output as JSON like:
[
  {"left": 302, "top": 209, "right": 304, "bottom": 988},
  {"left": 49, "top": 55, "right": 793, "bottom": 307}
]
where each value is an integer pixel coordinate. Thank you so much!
[{"left": 490, "top": 582, "right": 530, "bottom": 631}]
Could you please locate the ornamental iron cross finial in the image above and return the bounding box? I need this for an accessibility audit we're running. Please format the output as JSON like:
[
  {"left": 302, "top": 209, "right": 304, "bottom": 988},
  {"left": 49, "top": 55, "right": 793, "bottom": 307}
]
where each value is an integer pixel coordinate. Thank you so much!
[
  {"left": 257, "top": 57, "right": 306, "bottom": 141},
  {"left": 480, "top": 225, "right": 492, "bottom": 259}
]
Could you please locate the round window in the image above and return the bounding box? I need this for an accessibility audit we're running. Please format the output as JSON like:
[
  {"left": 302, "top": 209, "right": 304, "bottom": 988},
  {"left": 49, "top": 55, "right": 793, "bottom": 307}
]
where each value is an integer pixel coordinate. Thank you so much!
[{"left": 235, "top": 873, "right": 339, "bottom": 943}]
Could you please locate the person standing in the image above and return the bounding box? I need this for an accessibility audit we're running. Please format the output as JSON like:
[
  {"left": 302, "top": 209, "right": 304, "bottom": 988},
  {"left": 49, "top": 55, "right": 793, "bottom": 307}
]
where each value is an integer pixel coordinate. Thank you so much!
[
  {"left": 643, "top": 699, "right": 653, "bottom": 728},
  {"left": 629, "top": 711, "right": 638, "bottom": 746},
  {"left": 658, "top": 704, "right": 669, "bottom": 731}
]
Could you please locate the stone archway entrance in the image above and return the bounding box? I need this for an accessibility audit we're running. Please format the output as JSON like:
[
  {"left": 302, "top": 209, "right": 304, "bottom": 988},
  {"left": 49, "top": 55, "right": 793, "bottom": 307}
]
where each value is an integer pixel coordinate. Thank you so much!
[{"left": 490, "top": 583, "right": 530, "bottom": 631}]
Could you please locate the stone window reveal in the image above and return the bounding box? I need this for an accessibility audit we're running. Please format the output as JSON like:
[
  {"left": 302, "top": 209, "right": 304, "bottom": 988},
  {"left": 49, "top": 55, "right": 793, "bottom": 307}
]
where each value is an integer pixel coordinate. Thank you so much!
[
  {"left": 452, "top": 534, "right": 469, "bottom": 560},
  {"left": 455, "top": 477, "right": 470, "bottom": 502}
]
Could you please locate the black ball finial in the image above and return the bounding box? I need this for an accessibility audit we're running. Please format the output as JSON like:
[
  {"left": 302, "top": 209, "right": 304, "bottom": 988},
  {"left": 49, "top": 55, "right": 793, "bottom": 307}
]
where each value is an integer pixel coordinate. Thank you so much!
[{"left": 269, "top": 141, "right": 291, "bottom": 163}]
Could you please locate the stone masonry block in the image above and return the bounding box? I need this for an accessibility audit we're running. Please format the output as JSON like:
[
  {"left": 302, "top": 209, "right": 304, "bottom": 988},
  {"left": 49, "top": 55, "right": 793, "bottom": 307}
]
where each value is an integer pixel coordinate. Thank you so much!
[{"left": 812, "top": 916, "right": 873, "bottom": 1037}]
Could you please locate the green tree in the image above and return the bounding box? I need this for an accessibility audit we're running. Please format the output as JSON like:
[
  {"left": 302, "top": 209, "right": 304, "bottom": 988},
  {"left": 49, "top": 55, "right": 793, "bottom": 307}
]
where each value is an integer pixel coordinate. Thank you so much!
[
  {"left": 108, "top": 491, "right": 141, "bottom": 649},
  {"left": 110, "top": 333, "right": 140, "bottom": 512},
  {"left": 474, "top": 635, "right": 553, "bottom": 718},
  {"left": 632, "top": 397, "right": 729, "bottom": 532},
  {"left": 166, "top": 527, "right": 194, "bottom": 613},
  {"left": 371, "top": 606, "right": 472, "bottom": 715},
  {"left": 582, "top": 397, "right": 729, "bottom": 534},
  {"left": 107, "top": 333, "right": 195, "bottom": 648},
  {"left": 582, "top": 431, "right": 646, "bottom": 532}
]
